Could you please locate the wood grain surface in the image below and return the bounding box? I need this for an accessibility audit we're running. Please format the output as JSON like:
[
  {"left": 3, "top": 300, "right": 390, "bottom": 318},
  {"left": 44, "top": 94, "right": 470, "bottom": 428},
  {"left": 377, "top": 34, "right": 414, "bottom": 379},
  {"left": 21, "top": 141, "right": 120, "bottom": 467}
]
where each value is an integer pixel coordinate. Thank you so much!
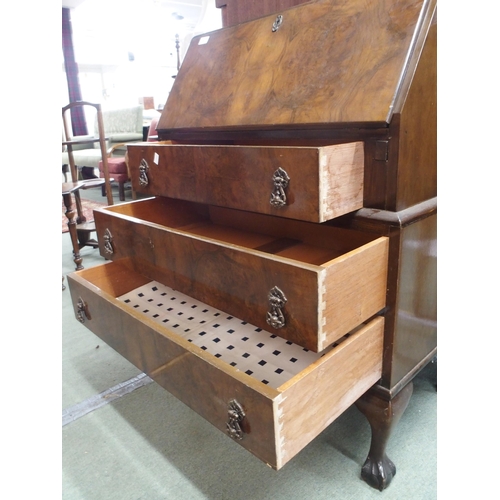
[
  {"left": 276, "top": 316, "right": 384, "bottom": 468},
  {"left": 93, "top": 198, "right": 388, "bottom": 351},
  {"left": 161, "top": 0, "right": 426, "bottom": 132},
  {"left": 127, "top": 142, "right": 364, "bottom": 222}
]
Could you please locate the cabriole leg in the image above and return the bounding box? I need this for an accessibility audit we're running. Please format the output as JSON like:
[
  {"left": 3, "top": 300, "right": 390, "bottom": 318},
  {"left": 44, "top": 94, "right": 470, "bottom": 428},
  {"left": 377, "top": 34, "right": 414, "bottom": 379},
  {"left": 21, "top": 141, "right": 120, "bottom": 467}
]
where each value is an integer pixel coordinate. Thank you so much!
[{"left": 355, "top": 382, "right": 413, "bottom": 491}]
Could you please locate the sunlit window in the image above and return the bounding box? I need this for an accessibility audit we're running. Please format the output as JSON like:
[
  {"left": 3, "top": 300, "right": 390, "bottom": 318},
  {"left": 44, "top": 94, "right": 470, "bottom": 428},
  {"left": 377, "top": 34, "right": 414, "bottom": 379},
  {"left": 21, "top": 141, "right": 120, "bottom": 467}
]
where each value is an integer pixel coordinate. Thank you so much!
[{"left": 64, "top": 0, "right": 221, "bottom": 109}]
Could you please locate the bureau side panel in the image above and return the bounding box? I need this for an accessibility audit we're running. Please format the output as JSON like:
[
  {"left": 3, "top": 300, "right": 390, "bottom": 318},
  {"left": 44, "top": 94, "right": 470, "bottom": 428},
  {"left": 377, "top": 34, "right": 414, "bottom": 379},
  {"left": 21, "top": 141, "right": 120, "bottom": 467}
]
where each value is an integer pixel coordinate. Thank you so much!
[
  {"left": 393, "top": 12, "right": 437, "bottom": 211},
  {"left": 390, "top": 214, "right": 437, "bottom": 387},
  {"left": 67, "top": 272, "right": 278, "bottom": 467}
]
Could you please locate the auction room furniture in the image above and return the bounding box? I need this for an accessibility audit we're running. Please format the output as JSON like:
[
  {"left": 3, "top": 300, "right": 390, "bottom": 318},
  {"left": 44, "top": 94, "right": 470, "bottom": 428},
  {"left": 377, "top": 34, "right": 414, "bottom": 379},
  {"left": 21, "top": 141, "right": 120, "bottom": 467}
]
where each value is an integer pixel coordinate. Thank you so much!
[
  {"left": 62, "top": 179, "right": 109, "bottom": 270},
  {"left": 68, "top": 0, "right": 436, "bottom": 491},
  {"left": 98, "top": 142, "right": 135, "bottom": 202},
  {"left": 63, "top": 102, "right": 114, "bottom": 269},
  {"left": 97, "top": 114, "right": 162, "bottom": 201},
  {"left": 62, "top": 104, "right": 143, "bottom": 178},
  {"left": 96, "top": 115, "right": 161, "bottom": 201}
]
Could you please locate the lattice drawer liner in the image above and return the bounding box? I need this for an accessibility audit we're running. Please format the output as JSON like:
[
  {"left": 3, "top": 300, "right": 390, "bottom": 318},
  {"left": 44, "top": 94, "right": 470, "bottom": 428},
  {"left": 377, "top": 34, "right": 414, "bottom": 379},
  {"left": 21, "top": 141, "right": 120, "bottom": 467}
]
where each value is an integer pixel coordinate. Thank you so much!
[{"left": 118, "top": 281, "right": 348, "bottom": 389}]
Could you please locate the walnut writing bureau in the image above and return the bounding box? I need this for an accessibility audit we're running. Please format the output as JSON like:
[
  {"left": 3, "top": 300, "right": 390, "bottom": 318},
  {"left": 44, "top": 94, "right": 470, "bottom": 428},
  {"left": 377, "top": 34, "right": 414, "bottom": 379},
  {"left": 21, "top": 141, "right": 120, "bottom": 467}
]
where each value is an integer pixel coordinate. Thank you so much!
[{"left": 68, "top": 0, "right": 437, "bottom": 490}]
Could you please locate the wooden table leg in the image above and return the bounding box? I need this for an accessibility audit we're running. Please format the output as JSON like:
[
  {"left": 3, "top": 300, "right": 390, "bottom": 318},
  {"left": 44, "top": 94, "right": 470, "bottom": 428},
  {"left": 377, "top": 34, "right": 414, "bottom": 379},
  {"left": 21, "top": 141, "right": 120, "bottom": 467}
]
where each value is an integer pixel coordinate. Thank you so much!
[
  {"left": 355, "top": 382, "right": 413, "bottom": 491},
  {"left": 63, "top": 192, "right": 83, "bottom": 270}
]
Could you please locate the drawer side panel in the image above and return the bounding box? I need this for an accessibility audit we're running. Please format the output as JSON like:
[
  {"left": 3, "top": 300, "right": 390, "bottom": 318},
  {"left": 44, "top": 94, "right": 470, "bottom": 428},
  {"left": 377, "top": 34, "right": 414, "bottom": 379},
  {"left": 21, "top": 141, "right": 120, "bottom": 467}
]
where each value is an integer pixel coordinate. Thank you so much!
[
  {"left": 320, "top": 142, "right": 364, "bottom": 221},
  {"left": 322, "top": 237, "right": 389, "bottom": 349},
  {"left": 276, "top": 317, "right": 384, "bottom": 468}
]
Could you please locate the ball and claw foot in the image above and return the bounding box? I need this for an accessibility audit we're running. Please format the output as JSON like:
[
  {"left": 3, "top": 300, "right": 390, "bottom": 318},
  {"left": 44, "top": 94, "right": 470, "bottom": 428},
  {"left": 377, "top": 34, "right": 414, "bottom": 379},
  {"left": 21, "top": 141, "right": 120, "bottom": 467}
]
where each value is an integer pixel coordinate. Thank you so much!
[
  {"left": 355, "top": 382, "right": 413, "bottom": 491},
  {"left": 360, "top": 454, "right": 397, "bottom": 491}
]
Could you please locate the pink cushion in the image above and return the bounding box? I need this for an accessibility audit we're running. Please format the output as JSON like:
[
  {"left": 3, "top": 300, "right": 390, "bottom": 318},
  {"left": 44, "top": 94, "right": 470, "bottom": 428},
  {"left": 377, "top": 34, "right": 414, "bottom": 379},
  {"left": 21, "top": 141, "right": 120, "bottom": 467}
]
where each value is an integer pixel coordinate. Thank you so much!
[
  {"left": 99, "top": 157, "right": 127, "bottom": 173},
  {"left": 99, "top": 157, "right": 128, "bottom": 182},
  {"left": 147, "top": 116, "right": 159, "bottom": 141}
]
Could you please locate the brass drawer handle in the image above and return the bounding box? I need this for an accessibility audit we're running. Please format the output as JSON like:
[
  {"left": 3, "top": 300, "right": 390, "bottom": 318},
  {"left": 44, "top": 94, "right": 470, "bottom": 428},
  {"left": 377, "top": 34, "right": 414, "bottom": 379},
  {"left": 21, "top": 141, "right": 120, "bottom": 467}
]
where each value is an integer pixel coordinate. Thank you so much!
[
  {"left": 226, "top": 399, "right": 245, "bottom": 440},
  {"left": 266, "top": 286, "right": 287, "bottom": 329},
  {"left": 270, "top": 167, "right": 290, "bottom": 207},
  {"left": 76, "top": 297, "right": 91, "bottom": 323},
  {"left": 103, "top": 228, "right": 114, "bottom": 255},
  {"left": 139, "top": 159, "right": 150, "bottom": 187}
]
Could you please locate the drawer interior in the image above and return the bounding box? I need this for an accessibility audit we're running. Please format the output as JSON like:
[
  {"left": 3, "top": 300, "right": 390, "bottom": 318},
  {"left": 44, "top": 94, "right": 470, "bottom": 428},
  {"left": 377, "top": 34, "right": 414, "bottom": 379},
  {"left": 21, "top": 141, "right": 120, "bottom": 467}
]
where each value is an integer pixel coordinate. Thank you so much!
[
  {"left": 119, "top": 279, "right": 347, "bottom": 389},
  {"left": 79, "top": 259, "right": 353, "bottom": 390},
  {"left": 103, "top": 197, "right": 377, "bottom": 266}
]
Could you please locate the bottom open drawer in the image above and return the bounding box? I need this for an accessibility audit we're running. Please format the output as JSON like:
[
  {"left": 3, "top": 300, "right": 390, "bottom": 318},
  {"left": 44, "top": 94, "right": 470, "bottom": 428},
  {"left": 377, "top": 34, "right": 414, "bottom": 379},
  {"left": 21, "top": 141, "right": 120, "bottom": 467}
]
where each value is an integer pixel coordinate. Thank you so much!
[{"left": 67, "top": 259, "right": 383, "bottom": 470}]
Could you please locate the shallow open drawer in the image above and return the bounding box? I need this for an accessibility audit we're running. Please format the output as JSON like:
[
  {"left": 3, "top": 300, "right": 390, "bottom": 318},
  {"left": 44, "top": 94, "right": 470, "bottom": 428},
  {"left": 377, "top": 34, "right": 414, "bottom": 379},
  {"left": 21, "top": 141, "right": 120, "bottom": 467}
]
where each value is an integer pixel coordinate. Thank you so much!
[
  {"left": 94, "top": 197, "right": 388, "bottom": 352},
  {"left": 67, "top": 259, "right": 384, "bottom": 470},
  {"left": 127, "top": 142, "right": 364, "bottom": 223}
]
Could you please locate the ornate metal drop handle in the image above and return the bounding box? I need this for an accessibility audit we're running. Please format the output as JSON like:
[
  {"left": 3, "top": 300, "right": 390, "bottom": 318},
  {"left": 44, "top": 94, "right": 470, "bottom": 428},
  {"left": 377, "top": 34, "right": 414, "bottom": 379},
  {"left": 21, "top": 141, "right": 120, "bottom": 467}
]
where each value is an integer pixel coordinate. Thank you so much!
[
  {"left": 266, "top": 286, "right": 287, "bottom": 329},
  {"left": 272, "top": 15, "right": 283, "bottom": 32},
  {"left": 270, "top": 167, "right": 290, "bottom": 207},
  {"left": 139, "top": 159, "right": 150, "bottom": 187},
  {"left": 226, "top": 399, "right": 246, "bottom": 440},
  {"left": 76, "top": 297, "right": 91, "bottom": 323},
  {"left": 103, "top": 228, "right": 114, "bottom": 255}
]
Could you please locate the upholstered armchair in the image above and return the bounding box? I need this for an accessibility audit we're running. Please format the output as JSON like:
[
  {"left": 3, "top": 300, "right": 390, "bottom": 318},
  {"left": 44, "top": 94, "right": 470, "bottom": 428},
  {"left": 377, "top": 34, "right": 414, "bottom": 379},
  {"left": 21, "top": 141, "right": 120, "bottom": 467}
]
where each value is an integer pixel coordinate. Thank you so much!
[{"left": 62, "top": 105, "right": 144, "bottom": 178}]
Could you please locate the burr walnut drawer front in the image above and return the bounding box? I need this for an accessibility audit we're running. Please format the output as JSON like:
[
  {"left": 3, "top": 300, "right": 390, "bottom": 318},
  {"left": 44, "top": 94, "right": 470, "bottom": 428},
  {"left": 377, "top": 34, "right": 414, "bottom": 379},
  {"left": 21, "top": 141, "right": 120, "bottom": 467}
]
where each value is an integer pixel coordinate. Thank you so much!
[
  {"left": 93, "top": 197, "right": 388, "bottom": 352},
  {"left": 127, "top": 142, "right": 364, "bottom": 223},
  {"left": 67, "top": 260, "right": 384, "bottom": 470}
]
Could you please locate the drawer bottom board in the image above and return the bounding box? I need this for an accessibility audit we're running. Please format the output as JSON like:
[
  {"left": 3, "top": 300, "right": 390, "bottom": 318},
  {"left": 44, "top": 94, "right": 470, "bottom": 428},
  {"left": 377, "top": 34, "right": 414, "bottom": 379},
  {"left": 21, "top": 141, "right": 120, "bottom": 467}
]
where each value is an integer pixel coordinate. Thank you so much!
[{"left": 118, "top": 280, "right": 347, "bottom": 389}]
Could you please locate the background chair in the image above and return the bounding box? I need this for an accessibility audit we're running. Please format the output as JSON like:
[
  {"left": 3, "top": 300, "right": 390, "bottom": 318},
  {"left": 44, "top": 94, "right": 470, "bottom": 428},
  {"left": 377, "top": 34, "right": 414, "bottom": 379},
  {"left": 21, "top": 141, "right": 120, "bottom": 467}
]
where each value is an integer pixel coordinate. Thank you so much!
[
  {"left": 62, "top": 104, "right": 144, "bottom": 179},
  {"left": 98, "top": 114, "right": 161, "bottom": 201},
  {"left": 147, "top": 115, "right": 159, "bottom": 141},
  {"left": 98, "top": 143, "right": 133, "bottom": 202},
  {"left": 62, "top": 101, "right": 113, "bottom": 269}
]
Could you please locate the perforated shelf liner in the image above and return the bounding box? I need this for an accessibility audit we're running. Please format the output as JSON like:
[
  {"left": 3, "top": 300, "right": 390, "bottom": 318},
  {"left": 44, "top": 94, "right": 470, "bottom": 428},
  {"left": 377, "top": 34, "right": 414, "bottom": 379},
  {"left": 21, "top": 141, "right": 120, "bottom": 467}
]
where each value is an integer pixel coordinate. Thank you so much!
[{"left": 118, "top": 281, "right": 349, "bottom": 389}]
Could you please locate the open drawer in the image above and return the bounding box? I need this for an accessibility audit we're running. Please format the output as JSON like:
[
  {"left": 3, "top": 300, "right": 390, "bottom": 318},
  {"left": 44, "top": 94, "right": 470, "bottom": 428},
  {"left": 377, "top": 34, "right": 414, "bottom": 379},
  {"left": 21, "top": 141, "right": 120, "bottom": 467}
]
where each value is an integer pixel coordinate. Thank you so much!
[
  {"left": 127, "top": 142, "right": 364, "bottom": 223},
  {"left": 94, "top": 197, "right": 388, "bottom": 352},
  {"left": 67, "top": 259, "right": 384, "bottom": 470}
]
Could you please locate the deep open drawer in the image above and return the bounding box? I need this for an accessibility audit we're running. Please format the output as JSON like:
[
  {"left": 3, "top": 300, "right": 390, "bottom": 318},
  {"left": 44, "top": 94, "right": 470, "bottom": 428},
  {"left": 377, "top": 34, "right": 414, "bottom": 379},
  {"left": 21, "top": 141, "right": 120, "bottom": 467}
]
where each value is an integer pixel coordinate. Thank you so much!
[
  {"left": 127, "top": 142, "right": 364, "bottom": 223},
  {"left": 94, "top": 197, "right": 388, "bottom": 352},
  {"left": 67, "top": 259, "right": 383, "bottom": 470}
]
